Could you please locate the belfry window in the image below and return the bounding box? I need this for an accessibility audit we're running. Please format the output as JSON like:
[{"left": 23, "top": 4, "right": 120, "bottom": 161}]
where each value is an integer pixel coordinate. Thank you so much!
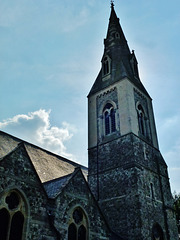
[
  {"left": 105, "top": 111, "right": 110, "bottom": 135},
  {"left": 68, "top": 207, "right": 88, "bottom": 240},
  {"left": 110, "top": 108, "right": 116, "bottom": 132},
  {"left": 103, "top": 103, "right": 116, "bottom": 135},
  {"left": 103, "top": 56, "right": 110, "bottom": 76},
  {"left": 0, "top": 190, "right": 27, "bottom": 240},
  {"left": 137, "top": 104, "right": 146, "bottom": 137}
]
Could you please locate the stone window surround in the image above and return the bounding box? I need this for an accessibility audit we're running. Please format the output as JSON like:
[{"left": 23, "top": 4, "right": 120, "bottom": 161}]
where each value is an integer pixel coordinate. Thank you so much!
[
  {"left": 135, "top": 101, "right": 150, "bottom": 139},
  {"left": 0, "top": 188, "right": 28, "bottom": 240},
  {"left": 68, "top": 206, "right": 88, "bottom": 240},
  {"left": 102, "top": 55, "right": 111, "bottom": 77},
  {"left": 102, "top": 100, "right": 117, "bottom": 138},
  {"left": 103, "top": 103, "right": 116, "bottom": 135}
]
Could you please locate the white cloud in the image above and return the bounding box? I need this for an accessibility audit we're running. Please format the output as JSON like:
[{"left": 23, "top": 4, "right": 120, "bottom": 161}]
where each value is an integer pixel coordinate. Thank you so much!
[{"left": 0, "top": 109, "right": 76, "bottom": 160}]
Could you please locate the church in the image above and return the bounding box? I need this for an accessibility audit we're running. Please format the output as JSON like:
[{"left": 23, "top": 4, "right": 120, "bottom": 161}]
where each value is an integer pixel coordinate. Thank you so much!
[{"left": 0, "top": 3, "right": 179, "bottom": 240}]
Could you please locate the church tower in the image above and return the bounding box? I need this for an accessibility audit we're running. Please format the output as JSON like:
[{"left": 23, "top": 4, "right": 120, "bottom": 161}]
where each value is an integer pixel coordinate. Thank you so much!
[{"left": 88, "top": 3, "right": 178, "bottom": 240}]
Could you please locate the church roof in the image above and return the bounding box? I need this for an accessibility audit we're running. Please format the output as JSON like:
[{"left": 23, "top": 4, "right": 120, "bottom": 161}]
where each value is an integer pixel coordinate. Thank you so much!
[
  {"left": 43, "top": 172, "right": 73, "bottom": 198},
  {"left": 0, "top": 131, "right": 88, "bottom": 183},
  {"left": 43, "top": 167, "right": 87, "bottom": 199}
]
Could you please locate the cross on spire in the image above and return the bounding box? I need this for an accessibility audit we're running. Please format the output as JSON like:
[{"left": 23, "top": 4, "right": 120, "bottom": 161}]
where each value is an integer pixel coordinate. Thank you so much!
[{"left": 111, "top": 0, "right": 114, "bottom": 8}]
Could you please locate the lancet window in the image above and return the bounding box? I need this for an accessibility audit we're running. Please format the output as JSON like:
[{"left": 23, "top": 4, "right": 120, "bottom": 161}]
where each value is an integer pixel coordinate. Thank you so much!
[
  {"left": 137, "top": 103, "right": 147, "bottom": 137},
  {"left": 103, "top": 103, "right": 116, "bottom": 135},
  {"left": 68, "top": 207, "right": 88, "bottom": 240},
  {"left": 103, "top": 56, "right": 110, "bottom": 76}
]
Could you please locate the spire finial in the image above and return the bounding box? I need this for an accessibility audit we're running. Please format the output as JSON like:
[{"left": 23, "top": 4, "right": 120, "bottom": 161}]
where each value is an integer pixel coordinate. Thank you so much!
[{"left": 111, "top": 0, "right": 114, "bottom": 8}]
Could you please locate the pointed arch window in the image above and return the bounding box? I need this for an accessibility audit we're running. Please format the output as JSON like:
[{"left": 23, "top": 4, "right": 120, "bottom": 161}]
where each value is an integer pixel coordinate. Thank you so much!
[
  {"left": 137, "top": 104, "right": 146, "bottom": 137},
  {"left": 103, "top": 103, "right": 116, "bottom": 135},
  {"left": 78, "top": 225, "right": 86, "bottom": 240},
  {"left": 9, "top": 212, "right": 24, "bottom": 240},
  {"left": 68, "top": 223, "right": 77, "bottom": 240},
  {"left": 68, "top": 207, "right": 88, "bottom": 240},
  {"left": 110, "top": 108, "right": 116, "bottom": 132},
  {"left": 105, "top": 111, "right": 110, "bottom": 135},
  {"left": 103, "top": 56, "right": 111, "bottom": 76},
  {"left": 0, "top": 190, "right": 27, "bottom": 240},
  {"left": 0, "top": 208, "right": 10, "bottom": 240}
]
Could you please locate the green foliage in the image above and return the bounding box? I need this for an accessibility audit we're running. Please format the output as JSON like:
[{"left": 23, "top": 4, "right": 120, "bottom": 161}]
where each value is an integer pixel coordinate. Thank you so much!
[{"left": 173, "top": 192, "right": 180, "bottom": 234}]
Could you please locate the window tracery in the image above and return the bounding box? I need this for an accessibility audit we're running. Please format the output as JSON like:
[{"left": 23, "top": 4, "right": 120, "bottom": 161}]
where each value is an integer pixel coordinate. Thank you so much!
[
  {"left": 0, "top": 190, "right": 27, "bottom": 240},
  {"left": 68, "top": 207, "right": 88, "bottom": 240},
  {"left": 103, "top": 103, "right": 116, "bottom": 135}
]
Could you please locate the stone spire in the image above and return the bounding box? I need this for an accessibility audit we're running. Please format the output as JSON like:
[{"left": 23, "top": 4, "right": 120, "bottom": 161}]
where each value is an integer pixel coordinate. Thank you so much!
[
  {"left": 88, "top": 4, "right": 149, "bottom": 97},
  {"left": 88, "top": 4, "right": 179, "bottom": 240},
  {"left": 105, "top": 1, "right": 127, "bottom": 46}
]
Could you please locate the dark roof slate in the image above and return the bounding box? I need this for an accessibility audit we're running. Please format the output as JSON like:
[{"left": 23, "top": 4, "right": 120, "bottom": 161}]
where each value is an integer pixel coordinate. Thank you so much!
[{"left": 43, "top": 173, "right": 73, "bottom": 199}]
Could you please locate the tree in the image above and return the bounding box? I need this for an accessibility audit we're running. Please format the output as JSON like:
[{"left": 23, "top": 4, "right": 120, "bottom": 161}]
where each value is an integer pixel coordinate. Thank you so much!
[{"left": 173, "top": 191, "right": 180, "bottom": 234}]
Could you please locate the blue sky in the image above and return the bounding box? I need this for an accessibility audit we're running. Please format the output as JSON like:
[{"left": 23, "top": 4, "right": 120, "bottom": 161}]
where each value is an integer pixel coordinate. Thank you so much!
[{"left": 0, "top": 0, "right": 180, "bottom": 193}]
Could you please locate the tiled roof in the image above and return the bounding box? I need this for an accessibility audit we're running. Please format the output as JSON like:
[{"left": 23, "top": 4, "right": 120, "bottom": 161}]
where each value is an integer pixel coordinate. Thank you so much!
[
  {"left": 43, "top": 173, "right": 73, "bottom": 198},
  {"left": 0, "top": 131, "right": 88, "bottom": 183}
]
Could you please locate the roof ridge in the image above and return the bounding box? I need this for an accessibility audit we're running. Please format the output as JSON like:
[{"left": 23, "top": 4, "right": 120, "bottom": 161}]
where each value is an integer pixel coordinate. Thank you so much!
[
  {"left": 0, "top": 130, "right": 87, "bottom": 169},
  {"left": 0, "top": 140, "right": 23, "bottom": 161},
  {"left": 43, "top": 172, "right": 73, "bottom": 185}
]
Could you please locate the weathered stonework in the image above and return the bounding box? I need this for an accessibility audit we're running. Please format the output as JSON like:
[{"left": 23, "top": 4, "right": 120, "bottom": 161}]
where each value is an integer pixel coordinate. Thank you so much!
[
  {"left": 52, "top": 170, "right": 110, "bottom": 240},
  {"left": 0, "top": 140, "right": 111, "bottom": 240},
  {"left": 88, "top": 133, "right": 178, "bottom": 239},
  {"left": 0, "top": 144, "right": 56, "bottom": 240},
  {"left": 88, "top": 3, "right": 178, "bottom": 240},
  {"left": 0, "top": 3, "right": 179, "bottom": 240}
]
